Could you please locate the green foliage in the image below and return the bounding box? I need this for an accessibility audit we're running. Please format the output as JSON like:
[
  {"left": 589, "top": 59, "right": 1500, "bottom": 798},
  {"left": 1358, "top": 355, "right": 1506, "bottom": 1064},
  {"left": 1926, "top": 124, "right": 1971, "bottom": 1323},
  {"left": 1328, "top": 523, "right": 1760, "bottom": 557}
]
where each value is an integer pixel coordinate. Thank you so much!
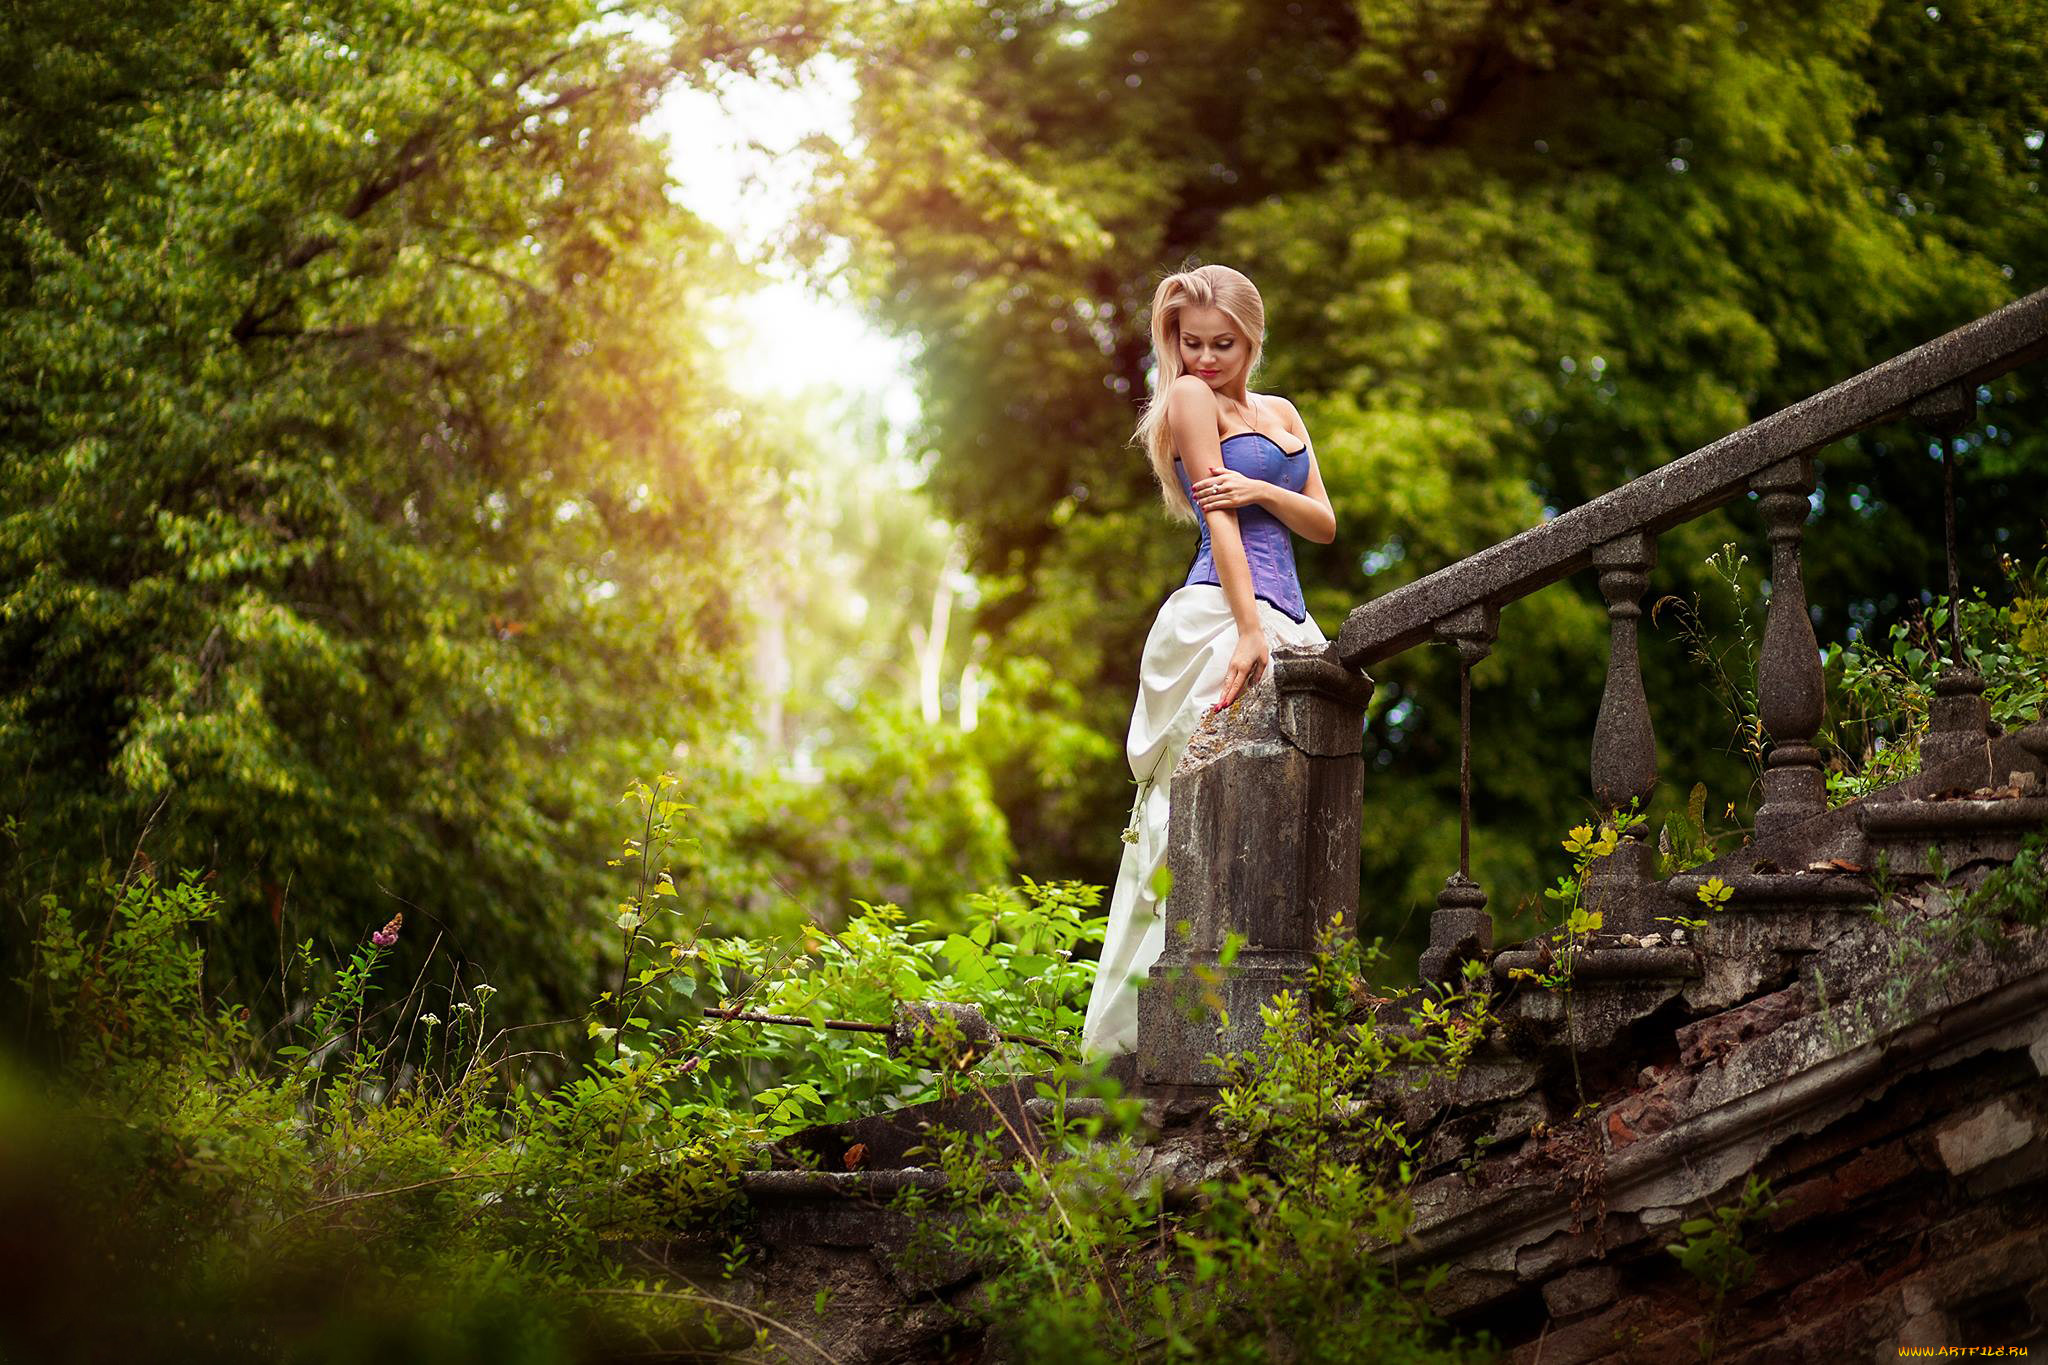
[
  {"left": 1821, "top": 550, "right": 2048, "bottom": 802},
  {"left": 1511, "top": 806, "right": 1698, "bottom": 1109},
  {"left": 1517, "top": 807, "right": 1646, "bottom": 980},
  {"left": 12, "top": 818, "right": 1116, "bottom": 1361},
  {"left": 561, "top": 774, "right": 1096, "bottom": 1131},
  {"left": 19, "top": 871, "right": 778, "bottom": 1361},
  {"left": 0, "top": 0, "right": 843, "bottom": 1022},
  {"left": 699, "top": 877, "right": 1104, "bottom": 1124},
  {"left": 1657, "top": 781, "right": 1741, "bottom": 877},
  {"left": 706, "top": 387, "right": 1053, "bottom": 929},
  {"left": 1662, "top": 538, "right": 2045, "bottom": 816},
  {"left": 1664, "top": 1173, "right": 1783, "bottom": 1362},
  {"left": 1663, "top": 874, "right": 1736, "bottom": 938},
  {"left": 1811, "top": 838, "right": 2048, "bottom": 1051},
  {"left": 678, "top": 696, "right": 1019, "bottom": 934},
  {"left": 1967, "top": 834, "right": 2048, "bottom": 928},
  {"left": 1656, "top": 545, "right": 1770, "bottom": 795},
  {"left": 896, "top": 925, "right": 1495, "bottom": 1362}
]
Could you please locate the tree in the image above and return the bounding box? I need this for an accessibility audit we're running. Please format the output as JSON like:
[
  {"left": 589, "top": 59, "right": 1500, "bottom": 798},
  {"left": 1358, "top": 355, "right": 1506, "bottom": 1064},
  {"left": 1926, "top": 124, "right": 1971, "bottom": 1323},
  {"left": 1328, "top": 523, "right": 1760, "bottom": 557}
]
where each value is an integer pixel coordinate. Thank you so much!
[{"left": 0, "top": 0, "right": 832, "bottom": 1018}]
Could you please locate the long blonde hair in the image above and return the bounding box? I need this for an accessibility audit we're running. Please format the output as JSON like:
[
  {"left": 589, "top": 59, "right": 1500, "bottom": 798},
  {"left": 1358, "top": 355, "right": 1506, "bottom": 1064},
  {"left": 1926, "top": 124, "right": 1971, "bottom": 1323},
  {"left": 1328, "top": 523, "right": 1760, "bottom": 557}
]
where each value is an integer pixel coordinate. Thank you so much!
[{"left": 1132, "top": 263, "right": 1266, "bottom": 523}]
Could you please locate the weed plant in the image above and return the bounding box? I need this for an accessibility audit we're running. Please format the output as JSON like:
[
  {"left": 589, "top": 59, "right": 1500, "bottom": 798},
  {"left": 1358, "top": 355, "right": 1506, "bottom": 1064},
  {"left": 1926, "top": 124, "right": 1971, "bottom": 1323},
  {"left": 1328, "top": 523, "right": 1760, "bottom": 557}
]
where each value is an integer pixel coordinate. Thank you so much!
[
  {"left": 4, "top": 776, "right": 1109, "bottom": 1363},
  {"left": 892, "top": 922, "right": 1497, "bottom": 1364},
  {"left": 1820, "top": 549, "right": 2047, "bottom": 802},
  {"left": 1659, "top": 543, "right": 2045, "bottom": 814}
]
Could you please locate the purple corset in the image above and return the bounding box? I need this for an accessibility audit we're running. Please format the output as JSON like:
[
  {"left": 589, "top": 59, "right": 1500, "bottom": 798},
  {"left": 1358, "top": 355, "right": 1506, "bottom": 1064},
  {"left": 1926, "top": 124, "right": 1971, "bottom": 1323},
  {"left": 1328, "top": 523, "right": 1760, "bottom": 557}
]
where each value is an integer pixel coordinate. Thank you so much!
[{"left": 1174, "top": 431, "right": 1309, "bottom": 622}]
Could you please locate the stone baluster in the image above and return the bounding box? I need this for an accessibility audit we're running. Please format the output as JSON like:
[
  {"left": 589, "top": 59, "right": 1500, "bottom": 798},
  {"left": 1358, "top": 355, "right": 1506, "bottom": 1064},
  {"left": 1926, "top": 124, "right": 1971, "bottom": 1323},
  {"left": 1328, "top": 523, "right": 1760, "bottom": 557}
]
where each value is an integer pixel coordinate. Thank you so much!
[
  {"left": 1909, "top": 384, "right": 1992, "bottom": 767},
  {"left": 1752, "top": 454, "right": 1828, "bottom": 839},
  {"left": 1584, "top": 531, "right": 1659, "bottom": 931},
  {"left": 1136, "top": 651, "right": 1375, "bottom": 1088},
  {"left": 1420, "top": 603, "right": 1498, "bottom": 986}
]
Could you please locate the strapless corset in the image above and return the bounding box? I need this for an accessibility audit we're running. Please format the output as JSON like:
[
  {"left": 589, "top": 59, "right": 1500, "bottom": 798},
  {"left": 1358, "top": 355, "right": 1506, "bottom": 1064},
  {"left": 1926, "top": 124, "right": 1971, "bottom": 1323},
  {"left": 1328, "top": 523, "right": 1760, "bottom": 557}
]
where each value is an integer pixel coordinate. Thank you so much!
[{"left": 1174, "top": 431, "right": 1309, "bottom": 622}]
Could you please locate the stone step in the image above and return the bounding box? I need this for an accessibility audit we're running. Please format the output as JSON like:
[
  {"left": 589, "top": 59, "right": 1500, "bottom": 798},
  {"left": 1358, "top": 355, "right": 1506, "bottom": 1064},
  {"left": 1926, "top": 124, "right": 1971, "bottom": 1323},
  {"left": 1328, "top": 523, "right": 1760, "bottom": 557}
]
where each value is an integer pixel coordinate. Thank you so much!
[
  {"left": 1021, "top": 1095, "right": 1108, "bottom": 1127},
  {"left": 776, "top": 1079, "right": 1054, "bottom": 1173},
  {"left": 1490, "top": 943, "right": 1698, "bottom": 985},
  {"left": 1664, "top": 867, "right": 1879, "bottom": 910},
  {"left": 1858, "top": 793, "right": 2048, "bottom": 869}
]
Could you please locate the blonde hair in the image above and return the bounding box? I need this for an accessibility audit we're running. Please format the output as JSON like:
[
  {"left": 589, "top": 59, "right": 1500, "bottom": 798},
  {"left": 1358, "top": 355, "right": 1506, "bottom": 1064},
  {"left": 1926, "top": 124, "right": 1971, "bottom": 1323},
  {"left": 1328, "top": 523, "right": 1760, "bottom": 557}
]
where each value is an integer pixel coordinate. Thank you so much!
[{"left": 1132, "top": 263, "right": 1266, "bottom": 523}]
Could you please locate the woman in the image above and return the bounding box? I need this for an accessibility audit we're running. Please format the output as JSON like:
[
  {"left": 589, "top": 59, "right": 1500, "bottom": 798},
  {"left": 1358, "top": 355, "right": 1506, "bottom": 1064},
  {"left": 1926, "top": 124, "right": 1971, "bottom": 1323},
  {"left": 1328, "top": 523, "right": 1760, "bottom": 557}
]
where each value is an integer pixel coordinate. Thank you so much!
[{"left": 1080, "top": 263, "right": 1337, "bottom": 1057}]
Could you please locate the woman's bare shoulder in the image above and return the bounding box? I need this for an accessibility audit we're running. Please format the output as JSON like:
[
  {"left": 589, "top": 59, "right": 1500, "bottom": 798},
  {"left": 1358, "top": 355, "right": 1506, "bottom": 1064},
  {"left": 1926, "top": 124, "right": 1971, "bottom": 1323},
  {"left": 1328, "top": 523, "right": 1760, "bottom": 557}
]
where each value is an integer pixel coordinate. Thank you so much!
[{"left": 1254, "top": 391, "right": 1309, "bottom": 434}]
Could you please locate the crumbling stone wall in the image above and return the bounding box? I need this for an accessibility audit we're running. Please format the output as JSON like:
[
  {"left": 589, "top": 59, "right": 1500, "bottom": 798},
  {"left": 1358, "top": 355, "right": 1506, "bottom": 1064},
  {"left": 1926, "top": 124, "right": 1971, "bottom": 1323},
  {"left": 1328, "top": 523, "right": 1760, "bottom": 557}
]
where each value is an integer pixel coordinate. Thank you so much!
[{"left": 1418, "top": 949, "right": 2048, "bottom": 1362}]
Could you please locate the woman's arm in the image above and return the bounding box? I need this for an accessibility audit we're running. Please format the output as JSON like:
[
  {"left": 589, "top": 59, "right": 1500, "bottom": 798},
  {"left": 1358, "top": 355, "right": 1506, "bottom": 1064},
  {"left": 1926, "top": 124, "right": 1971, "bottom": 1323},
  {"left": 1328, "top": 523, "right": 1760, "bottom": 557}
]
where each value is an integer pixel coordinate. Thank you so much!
[
  {"left": 1166, "top": 376, "right": 1269, "bottom": 708},
  {"left": 1214, "top": 477, "right": 1336, "bottom": 543},
  {"left": 1190, "top": 397, "right": 1337, "bottom": 543}
]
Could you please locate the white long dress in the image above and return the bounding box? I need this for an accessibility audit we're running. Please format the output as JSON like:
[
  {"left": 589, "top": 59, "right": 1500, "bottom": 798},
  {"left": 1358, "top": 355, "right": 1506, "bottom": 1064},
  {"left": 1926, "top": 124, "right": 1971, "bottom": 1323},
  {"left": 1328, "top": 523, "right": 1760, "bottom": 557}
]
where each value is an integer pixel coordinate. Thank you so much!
[{"left": 1079, "top": 583, "right": 1328, "bottom": 1055}]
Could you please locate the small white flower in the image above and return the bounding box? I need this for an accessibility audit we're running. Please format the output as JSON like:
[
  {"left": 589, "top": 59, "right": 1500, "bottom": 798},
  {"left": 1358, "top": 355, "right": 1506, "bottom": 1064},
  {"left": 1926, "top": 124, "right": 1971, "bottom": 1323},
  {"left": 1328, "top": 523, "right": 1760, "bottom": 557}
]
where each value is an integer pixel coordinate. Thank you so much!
[{"left": 419, "top": 1012, "right": 442, "bottom": 1027}]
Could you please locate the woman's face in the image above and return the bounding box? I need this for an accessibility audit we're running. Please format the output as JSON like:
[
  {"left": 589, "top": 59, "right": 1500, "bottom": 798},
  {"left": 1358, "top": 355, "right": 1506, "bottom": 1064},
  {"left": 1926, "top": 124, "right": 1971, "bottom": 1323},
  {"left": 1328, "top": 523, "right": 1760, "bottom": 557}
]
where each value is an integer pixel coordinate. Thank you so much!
[{"left": 1176, "top": 303, "right": 1252, "bottom": 392}]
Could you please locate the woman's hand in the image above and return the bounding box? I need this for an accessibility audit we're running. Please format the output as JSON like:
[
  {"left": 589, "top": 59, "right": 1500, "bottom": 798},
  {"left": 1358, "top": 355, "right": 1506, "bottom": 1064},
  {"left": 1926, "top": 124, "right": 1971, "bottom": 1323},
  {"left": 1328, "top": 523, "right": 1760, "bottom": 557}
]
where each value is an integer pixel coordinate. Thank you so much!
[
  {"left": 1212, "top": 630, "right": 1270, "bottom": 713},
  {"left": 1192, "top": 468, "right": 1263, "bottom": 512}
]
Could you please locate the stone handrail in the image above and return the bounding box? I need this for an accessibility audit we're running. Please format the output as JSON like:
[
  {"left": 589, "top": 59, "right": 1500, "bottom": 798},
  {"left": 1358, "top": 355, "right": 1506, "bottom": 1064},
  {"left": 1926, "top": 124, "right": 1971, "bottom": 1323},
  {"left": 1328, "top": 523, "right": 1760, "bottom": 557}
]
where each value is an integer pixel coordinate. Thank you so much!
[
  {"left": 1333, "top": 287, "right": 2048, "bottom": 669},
  {"left": 1332, "top": 285, "right": 2048, "bottom": 985}
]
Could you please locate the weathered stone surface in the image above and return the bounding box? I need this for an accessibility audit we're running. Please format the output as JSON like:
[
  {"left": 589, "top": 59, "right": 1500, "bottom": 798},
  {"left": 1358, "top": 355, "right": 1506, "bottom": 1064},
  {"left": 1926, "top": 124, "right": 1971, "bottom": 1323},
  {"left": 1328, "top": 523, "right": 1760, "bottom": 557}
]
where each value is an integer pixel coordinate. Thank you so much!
[
  {"left": 726, "top": 873, "right": 2048, "bottom": 1359},
  {"left": 1270, "top": 652, "right": 1375, "bottom": 756},
  {"left": 1832, "top": 1139, "right": 1920, "bottom": 1202},
  {"left": 1604, "top": 1088, "right": 1680, "bottom": 1150},
  {"left": 1895, "top": 1306, "right": 1950, "bottom": 1351},
  {"left": 1676, "top": 904, "right": 1868, "bottom": 1013},
  {"left": 1554, "top": 979, "right": 1687, "bottom": 1054},
  {"left": 1934, "top": 1098, "right": 2035, "bottom": 1174},
  {"left": 1420, "top": 874, "right": 1491, "bottom": 985},
  {"left": 1861, "top": 794, "right": 2048, "bottom": 867},
  {"left": 783, "top": 1084, "right": 1045, "bottom": 1170},
  {"left": 1137, "top": 649, "right": 1372, "bottom": 1087},
  {"left": 1426, "top": 1267, "right": 1520, "bottom": 1318},
  {"left": 1515, "top": 1226, "right": 1607, "bottom": 1282},
  {"left": 1752, "top": 454, "right": 1829, "bottom": 839},
  {"left": 1675, "top": 982, "right": 1810, "bottom": 1067},
  {"left": 1922, "top": 666, "right": 1993, "bottom": 767},
  {"left": 889, "top": 999, "right": 999, "bottom": 1063},
  {"left": 1541, "top": 1265, "right": 1622, "bottom": 1318},
  {"left": 1677, "top": 717, "right": 2048, "bottom": 876},
  {"left": 1589, "top": 531, "right": 1659, "bottom": 819}
]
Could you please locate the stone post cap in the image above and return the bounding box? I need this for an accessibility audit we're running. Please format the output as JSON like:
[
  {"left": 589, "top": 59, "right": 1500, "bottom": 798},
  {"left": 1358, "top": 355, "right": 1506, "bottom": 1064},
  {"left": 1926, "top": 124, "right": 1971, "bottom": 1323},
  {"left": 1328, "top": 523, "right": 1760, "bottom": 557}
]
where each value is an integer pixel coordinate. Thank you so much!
[{"left": 1274, "top": 648, "right": 1376, "bottom": 707}]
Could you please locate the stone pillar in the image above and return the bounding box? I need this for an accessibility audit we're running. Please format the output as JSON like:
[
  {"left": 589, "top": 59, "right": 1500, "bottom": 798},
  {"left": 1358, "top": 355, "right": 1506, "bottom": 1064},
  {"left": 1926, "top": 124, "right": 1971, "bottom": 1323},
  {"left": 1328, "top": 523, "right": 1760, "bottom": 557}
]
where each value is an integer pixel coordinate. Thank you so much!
[
  {"left": 1753, "top": 454, "right": 1828, "bottom": 840},
  {"left": 1136, "top": 650, "right": 1374, "bottom": 1088},
  {"left": 1585, "top": 531, "right": 1659, "bottom": 931},
  {"left": 1923, "top": 669, "right": 1992, "bottom": 768}
]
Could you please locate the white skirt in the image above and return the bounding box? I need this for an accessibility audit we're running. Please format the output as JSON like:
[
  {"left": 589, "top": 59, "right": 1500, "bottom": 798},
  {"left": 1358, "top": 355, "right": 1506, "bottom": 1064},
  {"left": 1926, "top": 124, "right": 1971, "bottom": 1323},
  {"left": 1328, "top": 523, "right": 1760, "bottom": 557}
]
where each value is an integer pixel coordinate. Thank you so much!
[{"left": 1080, "top": 585, "right": 1328, "bottom": 1056}]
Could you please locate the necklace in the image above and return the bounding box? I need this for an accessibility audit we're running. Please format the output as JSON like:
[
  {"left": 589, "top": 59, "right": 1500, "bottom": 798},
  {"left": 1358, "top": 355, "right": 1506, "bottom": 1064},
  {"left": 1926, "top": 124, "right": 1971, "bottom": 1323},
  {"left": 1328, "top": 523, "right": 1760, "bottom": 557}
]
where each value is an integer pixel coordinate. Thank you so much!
[{"left": 1222, "top": 393, "right": 1262, "bottom": 436}]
